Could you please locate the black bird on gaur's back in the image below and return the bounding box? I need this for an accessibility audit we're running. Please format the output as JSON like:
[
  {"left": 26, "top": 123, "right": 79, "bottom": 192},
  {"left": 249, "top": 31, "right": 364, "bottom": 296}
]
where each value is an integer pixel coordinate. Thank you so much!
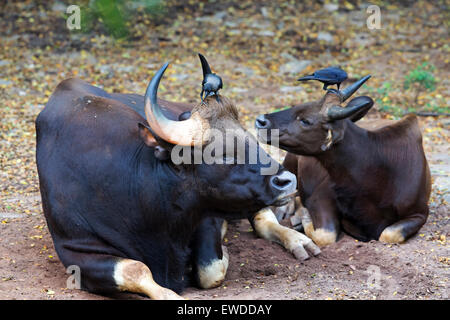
[
  {"left": 298, "top": 66, "right": 348, "bottom": 90},
  {"left": 199, "top": 53, "right": 223, "bottom": 103}
]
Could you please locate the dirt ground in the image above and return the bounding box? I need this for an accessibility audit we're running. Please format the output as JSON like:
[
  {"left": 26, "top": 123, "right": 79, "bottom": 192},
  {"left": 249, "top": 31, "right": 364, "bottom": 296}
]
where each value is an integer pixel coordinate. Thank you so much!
[
  {"left": 0, "top": 197, "right": 448, "bottom": 301},
  {"left": 0, "top": 1, "right": 449, "bottom": 300}
]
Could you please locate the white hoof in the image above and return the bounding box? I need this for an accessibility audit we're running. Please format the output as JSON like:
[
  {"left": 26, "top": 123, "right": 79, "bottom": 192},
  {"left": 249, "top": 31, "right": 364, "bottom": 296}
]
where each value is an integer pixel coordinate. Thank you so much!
[{"left": 197, "top": 246, "right": 229, "bottom": 289}]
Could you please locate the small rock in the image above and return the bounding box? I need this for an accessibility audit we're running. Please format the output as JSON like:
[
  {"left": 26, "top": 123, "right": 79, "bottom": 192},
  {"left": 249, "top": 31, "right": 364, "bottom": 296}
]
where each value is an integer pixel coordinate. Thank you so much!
[
  {"left": 279, "top": 60, "right": 311, "bottom": 75},
  {"left": 231, "top": 88, "right": 248, "bottom": 93},
  {"left": 196, "top": 11, "right": 228, "bottom": 23},
  {"left": 117, "top": 65, "right": 135, "bottom": 73},
  {"left": 250, "top": 21, "right": 272, "bottom": 30},
  {"left": 280, "top": 52, "right": 298, "bottom": 61},
  {"left": 280, "top": 86, "right": 303, "bottom": 93},
  {"left": 317, "top": 32, "right": 334, "bottom": 43},
  {"left": 235, "top": 67, "right": 254, "bottom": 77},
  {"left": 227, "top": 29, "right": 242, "bottom": 36},
  {"left": 96, "top": 65, "right": 113, "bottom": 75},
  {"left": 38, "top": 10, "right": 48, "bottom": 19},
  {"left": 0, "top": 79, "right": 12, "bottom": 86},
  {"left": 258, "top": 30, "right": 275, "bottom": 37},
  {"left": 0, "top": 212, "right": 25, "bottom": 219},
  {"left": 173, "top": 74, "right": 189, "bottom": 81},
  {"left": 224, "top": 21, "right": 238, "bottom": 28},
  {"left": 144, "top": 63, "right": 158, "bottom": 69},
  {"left": 262, "top": 7, "right": 270, "bottom": 17},
  {"left": 324, "top": 3, "right": 339, "bottom": 12},
  {"left": 214, "top": 11, "right": 228, "bottom": 20},
  {"left": 52, "top": 1, "right": 66, "bottom": 12}
]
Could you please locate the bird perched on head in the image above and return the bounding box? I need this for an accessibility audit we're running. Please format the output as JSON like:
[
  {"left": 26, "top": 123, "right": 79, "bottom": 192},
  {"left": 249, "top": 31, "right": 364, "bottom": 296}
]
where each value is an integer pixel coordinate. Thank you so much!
[
  {"left": 297, "top": 66, "right": 348, "bottom": 90},
  {"left": 199, "top": 53, "right": 223, "bottom": 103}
]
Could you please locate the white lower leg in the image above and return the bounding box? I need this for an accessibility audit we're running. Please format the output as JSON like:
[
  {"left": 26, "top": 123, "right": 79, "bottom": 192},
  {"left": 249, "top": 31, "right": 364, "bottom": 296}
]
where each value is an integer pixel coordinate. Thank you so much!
[
  {"left": 298, "top": 207, "right": 337, "bottom": 247},
  {"left": 197, "top": 246, "right": 229, "bottom": 289},
  {"left": 114, "top": 259, "right": 184, "bottom": 300},
  {"left": 253, "top": 208, "right": 320, "bottom": 260}
]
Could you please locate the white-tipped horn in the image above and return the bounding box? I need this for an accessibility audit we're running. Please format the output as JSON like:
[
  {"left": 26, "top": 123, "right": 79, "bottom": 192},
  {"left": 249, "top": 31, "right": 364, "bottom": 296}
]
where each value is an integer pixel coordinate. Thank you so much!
[{"left": 144, "top": 63, "right": 210, "bottom": 146}]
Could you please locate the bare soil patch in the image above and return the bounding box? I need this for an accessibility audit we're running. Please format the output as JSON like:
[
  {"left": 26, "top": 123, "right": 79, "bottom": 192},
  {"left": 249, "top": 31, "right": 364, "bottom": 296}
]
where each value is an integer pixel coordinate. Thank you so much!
[{"left": 0, "top": 192, "right": 448, "bottom": 300}]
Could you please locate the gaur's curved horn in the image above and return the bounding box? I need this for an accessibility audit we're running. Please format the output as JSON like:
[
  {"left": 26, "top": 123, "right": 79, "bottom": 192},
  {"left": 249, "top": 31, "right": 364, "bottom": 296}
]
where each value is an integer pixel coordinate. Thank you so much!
[
  {"left": 327, "top": 102, "right": 370, "bottom": 121},
  {"left": 144, "top": 62, "right": 209, "bottom": 146},
  {"left": 198, "top": 53, "right": 212, "bottom": 78},
  {"left": 340, "top": 75, "right": 371, "bottom": 101}
]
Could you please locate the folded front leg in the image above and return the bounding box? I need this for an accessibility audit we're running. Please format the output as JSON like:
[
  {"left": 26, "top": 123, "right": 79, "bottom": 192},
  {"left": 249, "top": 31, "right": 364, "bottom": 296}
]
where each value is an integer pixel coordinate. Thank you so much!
[
  {"left": 299, "top": 206, "right": 339, "bottom": 247},
  {"left": 191, "top": 218, "right": 229, "bottom": 289},
  {"left": 114, "top": 259, "right": 184, "bottom": 300},
  {"left": 251, "top": 208, "right": 321, "bottom": 260},
  {"left": 379, "top": 213, "right": 427, "bottom": 243}
]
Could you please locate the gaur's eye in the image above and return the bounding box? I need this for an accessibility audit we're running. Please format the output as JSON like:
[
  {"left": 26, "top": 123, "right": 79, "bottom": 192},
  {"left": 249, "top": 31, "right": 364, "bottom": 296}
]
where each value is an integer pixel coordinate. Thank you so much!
[{"left": 296, "top": 116, "right": 312, "bottom": 126}]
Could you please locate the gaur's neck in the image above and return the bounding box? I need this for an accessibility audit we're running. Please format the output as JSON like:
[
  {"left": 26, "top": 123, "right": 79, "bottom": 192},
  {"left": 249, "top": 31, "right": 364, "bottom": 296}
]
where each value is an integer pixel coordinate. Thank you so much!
[
  {"left": 136, "top": 149, "right": 203, "bottom": 241},
  {"left": 316, "top": 120, "right": 370, "bottom": 183}
]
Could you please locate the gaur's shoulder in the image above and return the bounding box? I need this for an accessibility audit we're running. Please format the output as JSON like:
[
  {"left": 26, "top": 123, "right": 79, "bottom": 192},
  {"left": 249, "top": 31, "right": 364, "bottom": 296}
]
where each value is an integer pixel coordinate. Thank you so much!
[
  {"left": 391, "top": 114, "right": 421, "bottom": 138},
  {"left": 368, "top": 114, "right": 422, "bottom": 143}
]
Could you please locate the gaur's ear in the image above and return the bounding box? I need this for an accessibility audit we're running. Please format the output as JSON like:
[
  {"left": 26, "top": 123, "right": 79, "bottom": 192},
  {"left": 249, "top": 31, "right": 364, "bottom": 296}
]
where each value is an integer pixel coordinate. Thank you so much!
[
  {"left": 138, "top": 122, "right": 175, "bottom": 152},
  {"left": 321, "top": 121, "right": 345, "bottom": 151},
  {"left": 320, "top": 123, "right": 334, "bottom": 151},
  {"left": 346, "top": 96, "right": 374, "bottom": 122},
  {"left": 138, "top": 123, "right": 158, "bottom": 147},
  {"left": 138, "top": 123, "right": 171, "bottom": 160}
]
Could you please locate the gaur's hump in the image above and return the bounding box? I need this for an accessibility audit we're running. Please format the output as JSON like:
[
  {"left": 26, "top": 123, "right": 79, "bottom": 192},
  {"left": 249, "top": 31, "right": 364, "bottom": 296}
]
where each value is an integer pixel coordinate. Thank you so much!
[
  {"left": 55, "top": 78, "right": 111, "bottom": 99},
  {"left": 371, "top": 114, "right": 422, "bottom": 143},
  {"left": 56, "top": 78, "right": 90, "bottom": 92},
  {"left": 55, "top": 78, "right": 82, "bottom": 91}
]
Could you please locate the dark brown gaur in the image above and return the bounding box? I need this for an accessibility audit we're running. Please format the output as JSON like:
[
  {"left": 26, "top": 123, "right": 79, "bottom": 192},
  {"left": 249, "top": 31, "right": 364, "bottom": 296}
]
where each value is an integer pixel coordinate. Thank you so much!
[
  {"left": 35, "top": 57, "right": 320, "bottom": 300},
  {"left": 255, "top": 76, "right": 431, "bottom": 246}
]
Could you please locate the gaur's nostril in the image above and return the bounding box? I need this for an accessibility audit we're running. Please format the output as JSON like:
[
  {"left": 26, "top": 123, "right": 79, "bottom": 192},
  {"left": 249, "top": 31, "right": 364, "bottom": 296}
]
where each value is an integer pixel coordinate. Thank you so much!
[
  {"left": 255, "top": 115, "right": 270, "bottom": 129},
  {"left": 273, "top": 177, "right": 290, "bottom": 188},
  {"left": 270, "top": 171, "right": 296, "bottom": 192}
]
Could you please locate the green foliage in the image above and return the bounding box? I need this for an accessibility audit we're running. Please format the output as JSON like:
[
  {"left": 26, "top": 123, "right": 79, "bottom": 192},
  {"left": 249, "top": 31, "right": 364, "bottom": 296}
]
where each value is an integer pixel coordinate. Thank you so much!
[
  {"left": 376, "top": 81, "right": 392, "bottom": 98},
  {"left": 404, "top": 62, "right": 436, "bottom": 92},
  {"left": 422, "top": 103, "right": 450, "bottom": 115},
  {"left": 89, "top": 0, "right": 129, "bottom": 38},
  {"left": 369, "top": 81, "right": 403, "bottom": 118},
  {"left": 365, "top": 63, "right": 443, "bottom": 117},
  {"left": 67, "top": 0, "right": 166, "bottom": 39},
  {"left": 402, "top": 62, "right": 438, "bottom": 110}
]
